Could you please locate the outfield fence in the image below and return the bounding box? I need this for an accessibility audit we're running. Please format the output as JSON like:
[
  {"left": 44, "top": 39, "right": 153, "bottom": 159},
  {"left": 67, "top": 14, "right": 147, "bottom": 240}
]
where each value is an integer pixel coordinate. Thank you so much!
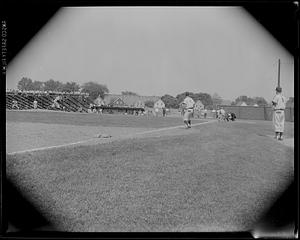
[{"left": 219, "top": 105, "right": 294, "bottom": 122}]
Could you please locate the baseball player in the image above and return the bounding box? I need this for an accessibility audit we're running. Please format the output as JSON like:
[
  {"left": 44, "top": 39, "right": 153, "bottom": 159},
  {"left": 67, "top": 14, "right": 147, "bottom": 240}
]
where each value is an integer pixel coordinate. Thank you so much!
[
  {"left": 182, "top": 92, "right": 195, "bottom": 128},
  {"left": 218, "top": 107, "right": 226, "bottom": 122},
  {"left": 272, "top": 87, "right": 286, "bottom": 140},
  {"left": 33, "top": 99, "right": 38, "bottom": 109}
]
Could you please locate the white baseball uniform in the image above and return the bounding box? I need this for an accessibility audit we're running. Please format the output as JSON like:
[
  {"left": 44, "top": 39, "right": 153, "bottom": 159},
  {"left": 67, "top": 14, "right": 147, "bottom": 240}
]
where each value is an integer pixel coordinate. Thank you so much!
[
  {"left": 272, "top": 93, "right": 286, "bottom": 133},
  {"left": 183, "top": 96, "right": 195, "bottom": 121}
]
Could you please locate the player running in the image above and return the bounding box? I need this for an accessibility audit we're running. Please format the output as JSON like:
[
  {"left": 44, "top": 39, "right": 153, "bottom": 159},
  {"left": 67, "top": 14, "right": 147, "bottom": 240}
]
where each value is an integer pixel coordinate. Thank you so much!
[
  {"left": 182, "top": 92, "right": 195, "bottom": 129},
  {"left": 217, "top": 107, "right": 226, "bottom": 122},
  {"left": 272, "top": 87, "right": 286, "bottom": 140}
]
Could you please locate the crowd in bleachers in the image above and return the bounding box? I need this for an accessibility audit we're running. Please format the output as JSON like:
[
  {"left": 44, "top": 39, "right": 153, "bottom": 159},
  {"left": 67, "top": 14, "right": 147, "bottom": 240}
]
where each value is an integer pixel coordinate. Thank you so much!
[
  {"left": 6, "top": 90, "right": 92, "bottom": 112},
  {"left": 6, "top": 89, "right": 89, "bottom": 96}
]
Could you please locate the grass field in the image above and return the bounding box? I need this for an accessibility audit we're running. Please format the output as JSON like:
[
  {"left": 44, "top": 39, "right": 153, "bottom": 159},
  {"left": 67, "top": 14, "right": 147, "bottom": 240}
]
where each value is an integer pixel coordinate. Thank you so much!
[{"left": 6, "top": 110, "right": 294, "bottom": 232}]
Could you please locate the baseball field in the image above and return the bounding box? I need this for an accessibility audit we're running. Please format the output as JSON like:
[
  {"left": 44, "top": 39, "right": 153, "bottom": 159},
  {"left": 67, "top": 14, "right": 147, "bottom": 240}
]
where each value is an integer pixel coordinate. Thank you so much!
[{"left": 5, "top": 110, "right": 294, "bottom": 232}]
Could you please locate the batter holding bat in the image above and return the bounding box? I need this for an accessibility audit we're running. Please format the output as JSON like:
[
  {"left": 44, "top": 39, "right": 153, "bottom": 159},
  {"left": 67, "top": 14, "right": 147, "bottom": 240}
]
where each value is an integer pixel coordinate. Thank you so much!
[{"left": 272, "top": 86, "right": 286, "bottom": 141}]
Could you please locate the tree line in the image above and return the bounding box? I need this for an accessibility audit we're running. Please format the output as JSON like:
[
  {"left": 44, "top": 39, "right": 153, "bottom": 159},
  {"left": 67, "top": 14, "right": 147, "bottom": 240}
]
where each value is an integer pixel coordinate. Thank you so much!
[
  {"left": 17, "top": 77, "right": 109, "bottom": 100},
  {"left": 145, "top": 92, "right": 272, "bottom": 109},
  {"left": 17, "top": 77, "right": 279, "bottom": 109}
]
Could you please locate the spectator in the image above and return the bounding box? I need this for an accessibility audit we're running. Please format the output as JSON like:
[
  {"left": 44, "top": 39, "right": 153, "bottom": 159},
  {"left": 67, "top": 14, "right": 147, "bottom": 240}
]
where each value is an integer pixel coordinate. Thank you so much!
[
  {"left": 12, "top": 100, "right": 19, "bottom": 110},
  {"left": 51, "top": 95, "right": 61, "bottom": 109},
  {"left": 33, "top": 99, "right": 38, "bottom": 109},
  {"left": 203, "top": 108, "right": 207, "bottom": 119},
  {"left": 162, "top": 107, "right": 166, "bottom": 117}
]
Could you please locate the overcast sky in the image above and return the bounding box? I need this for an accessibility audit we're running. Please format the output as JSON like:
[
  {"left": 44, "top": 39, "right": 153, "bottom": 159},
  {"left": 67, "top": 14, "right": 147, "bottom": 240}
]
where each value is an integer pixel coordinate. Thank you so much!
[{"left": 7, "top": 7, "right": 294, "bottom": 102}]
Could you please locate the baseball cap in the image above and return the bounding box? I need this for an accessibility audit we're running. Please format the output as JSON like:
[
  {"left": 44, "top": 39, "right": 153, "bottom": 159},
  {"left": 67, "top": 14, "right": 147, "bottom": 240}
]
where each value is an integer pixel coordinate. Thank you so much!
[{"left": 276, "top": 87, "right": 282, "bottom": 92}]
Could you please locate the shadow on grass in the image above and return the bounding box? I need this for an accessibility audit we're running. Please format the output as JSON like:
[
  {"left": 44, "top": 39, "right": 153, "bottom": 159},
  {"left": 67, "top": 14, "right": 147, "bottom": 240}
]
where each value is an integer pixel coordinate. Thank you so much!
[
  {"left": 2, "top": 177, "right": 55, "bottom": 233},
  {"left": 250, "top": 180, "right": 296, "bottom": 238}
]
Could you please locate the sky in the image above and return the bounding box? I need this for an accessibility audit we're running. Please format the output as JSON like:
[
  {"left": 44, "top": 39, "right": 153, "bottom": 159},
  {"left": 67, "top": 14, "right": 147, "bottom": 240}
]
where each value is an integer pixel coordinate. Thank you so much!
[{"left": 7, "top": 7, "right": 294, "bottom": 102}]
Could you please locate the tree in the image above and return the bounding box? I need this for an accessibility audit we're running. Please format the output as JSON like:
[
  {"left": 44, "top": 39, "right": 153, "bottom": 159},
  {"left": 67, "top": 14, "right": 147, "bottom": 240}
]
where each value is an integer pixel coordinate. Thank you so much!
[
  {"left": 31, "top": 81, "right": 44, "bottom": 91},
  {"left": 176, "top": 92, "right": 213, "bottom": 109},
  {"left": 17, "top": 77, "right": 33, "bottom": 91},
  {"left": 212, "top": 93, "right": 223, "bottom": 108},
  {"left": 193, "top": 93, "right": 213, "bottom": 109},
  {"left": 253, "top": 97, "right": 268, "bottom": 106},
  {"left": 234, "top": 95, "right": 248, "bottom": 105},
  {"left": 61, "top": 82, "right": 80, "bottom": 93},
  {"left": 176, "top": 92, "right": 194, "bottom": 106},
  {"left": 286, "top": 97, "right": 294, "bottom": 108},
  {"left": 121, "top": 91, "right": 139, "bottom": 96},
  {"left": 246, "top": 97, "right": 255, "bottom": 106},
  {"left": 81, "top": 82, "right": 109, "bottom": 100},
  {"left": 144, "top": 100, "right": 154, "bottom": 108},
  {"left": 234, "top": 95, "right": 253, "bottom": 105},
  {"left": 44, "top": 79, "right": 64, "bottom": 92},
  {"left": 161, "top": 94, "right": 178, "bottom": 108},
  {"left": 234, "top": 95, "right": 265, "bottom": 106}
]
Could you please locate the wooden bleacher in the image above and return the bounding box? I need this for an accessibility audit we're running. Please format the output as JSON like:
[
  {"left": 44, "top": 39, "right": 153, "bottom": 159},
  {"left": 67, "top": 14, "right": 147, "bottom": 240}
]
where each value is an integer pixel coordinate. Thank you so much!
[{"left": 6, "top": 91, "right": 91, "bottom": 112}]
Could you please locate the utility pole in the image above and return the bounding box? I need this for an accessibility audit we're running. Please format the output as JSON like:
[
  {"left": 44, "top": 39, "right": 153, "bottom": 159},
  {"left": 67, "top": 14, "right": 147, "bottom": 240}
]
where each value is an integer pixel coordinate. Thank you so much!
[{"left": 277, "top": 59, "right": 281, "bottom": 87}]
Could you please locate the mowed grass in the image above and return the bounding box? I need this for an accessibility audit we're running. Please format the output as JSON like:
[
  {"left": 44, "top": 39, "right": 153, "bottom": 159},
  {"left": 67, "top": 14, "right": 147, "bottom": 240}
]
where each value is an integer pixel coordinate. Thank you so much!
[
  {"left": 6, "top": 110, "right": 204, "bottom": 128},
  {"left": 6, "top": 121, "right": 294, "bottom": 232}
]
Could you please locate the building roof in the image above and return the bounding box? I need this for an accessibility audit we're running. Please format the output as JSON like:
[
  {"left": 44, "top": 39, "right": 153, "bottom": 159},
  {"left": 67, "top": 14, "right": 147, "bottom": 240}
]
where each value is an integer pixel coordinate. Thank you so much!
[
  {"left": 236, "top": 101, "right": 247, "bottom": 106},
  {"left": 103, "top": 94, "right": 161, "bottom": 107},
  {"left": 112, "top": 97, "right": 126, "bottom": 106},
  {"left": 195, "top": 100, "right": 204, "bottom": 105},
  {"left": 154, "top": 99, "right": 164, "bottom": 103},
  {"left": 154, "top": 99, "right": 165, "bottom": 108}
]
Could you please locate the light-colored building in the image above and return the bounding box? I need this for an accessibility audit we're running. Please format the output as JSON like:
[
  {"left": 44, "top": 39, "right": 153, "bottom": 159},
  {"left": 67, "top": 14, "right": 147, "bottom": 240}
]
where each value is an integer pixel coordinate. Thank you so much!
[
  {"left": 194, "top": 100, "right": 204, "bottom": 111},
  {"left": 154, "top": 99, "right": 165, "bottom": 109},
  {"left": 111, "top": 97, "right": 126, "bottom": 107},
  {"left": 134, "top": 100, "right": 145, "bottom": 108},
  {"left": 122, "top": 95, "right": 144, "bottom": 107}
]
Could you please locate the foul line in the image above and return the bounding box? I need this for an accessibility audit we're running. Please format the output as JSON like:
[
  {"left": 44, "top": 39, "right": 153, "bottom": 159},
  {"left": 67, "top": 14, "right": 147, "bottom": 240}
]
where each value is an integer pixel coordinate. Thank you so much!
[
  {"left": 132, "top": 120, "right": 216, "bottom": 135},
  {"left": 234, "top": 121, "right": 257, "bottom": 124},
  {"left": 7, "top": 138, "right": 97, "bottom": 155},
  {"left": 7, "top": 120, "right": 216, "bottom": 155}
]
